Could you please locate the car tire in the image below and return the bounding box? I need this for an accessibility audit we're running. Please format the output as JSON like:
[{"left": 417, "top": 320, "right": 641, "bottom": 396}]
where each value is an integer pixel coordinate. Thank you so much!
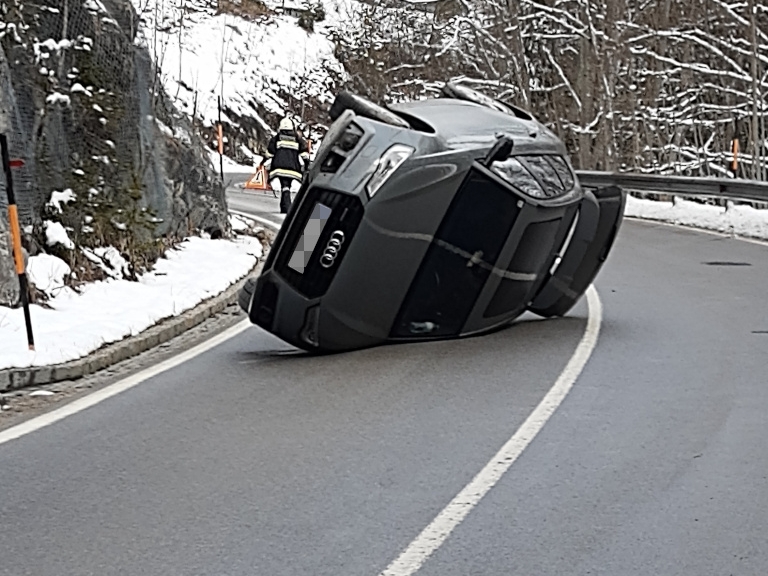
[
  {"left": 329, "top": 91, "right": 410, "bottom": 128},
  {"left": 238, "top": 277, "right": 257, "bottom": 314}
]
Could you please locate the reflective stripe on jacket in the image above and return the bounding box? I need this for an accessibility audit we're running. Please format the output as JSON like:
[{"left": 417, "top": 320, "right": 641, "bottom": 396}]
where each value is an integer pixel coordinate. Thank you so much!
[
  {"left": 269, "top": 167, "right": 303, "bottom": 180},
  {"left": 266, "top": 130, "right": 309, "bottom": 182}
]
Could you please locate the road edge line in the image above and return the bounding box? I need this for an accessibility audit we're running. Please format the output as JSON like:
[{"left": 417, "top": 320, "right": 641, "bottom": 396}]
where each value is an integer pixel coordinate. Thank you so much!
[
  {"left": 378, "top": 285, "right": 603, "bottom": 576},
  {"left": 0, "top": 214, "right": 281, "bottom": 444},
  {"left": 0, "top": 320, "right": 252, "bottom": 446}
]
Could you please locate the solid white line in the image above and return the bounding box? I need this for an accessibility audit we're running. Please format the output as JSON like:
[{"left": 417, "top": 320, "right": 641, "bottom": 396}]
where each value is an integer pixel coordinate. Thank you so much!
[
  {"left": 0, "top": 211, "right": 282, "bottom": 448},
  {"left": 378, "top": 285, "right": 603, "bottom": 576},
  {"left": 0, "top": 320, "right": 252, "bottom": 447}
]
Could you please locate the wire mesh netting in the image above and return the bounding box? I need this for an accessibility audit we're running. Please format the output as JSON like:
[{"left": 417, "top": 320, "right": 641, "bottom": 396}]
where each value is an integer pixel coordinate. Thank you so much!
[{"left": 0, "top": 0, "right": 227, "bottom": 253}]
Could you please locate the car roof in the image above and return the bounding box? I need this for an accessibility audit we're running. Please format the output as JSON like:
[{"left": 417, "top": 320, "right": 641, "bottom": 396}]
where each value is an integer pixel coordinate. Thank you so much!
[{"left": 390, "top": 98, "right": 563, "bottom": 153}]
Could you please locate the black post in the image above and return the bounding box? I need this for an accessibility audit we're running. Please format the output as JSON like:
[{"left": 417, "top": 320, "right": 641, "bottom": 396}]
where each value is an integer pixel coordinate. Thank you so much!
[
  {"left": 217, "top": 96, "right": 224, "bottom": 182},
  {"left": 1, "top": 134, "right": 34, "bottom": 350}
]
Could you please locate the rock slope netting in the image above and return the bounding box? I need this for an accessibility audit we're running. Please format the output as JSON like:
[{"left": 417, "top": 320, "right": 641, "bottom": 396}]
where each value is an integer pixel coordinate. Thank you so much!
[{"left": 0, "top": 0, "right": 229, "bottom": 304}]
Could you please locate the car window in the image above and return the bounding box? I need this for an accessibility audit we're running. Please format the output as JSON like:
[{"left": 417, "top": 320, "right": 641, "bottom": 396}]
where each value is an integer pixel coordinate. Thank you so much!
[
  {"left": 519, "top": 156, "right": 565, "bottom": 196},
  {"left": 544, "top": 155, "right": 575, "bottom": 191},
  {"left": 490, "top": 157, "right": 546, "bottom": 198}
]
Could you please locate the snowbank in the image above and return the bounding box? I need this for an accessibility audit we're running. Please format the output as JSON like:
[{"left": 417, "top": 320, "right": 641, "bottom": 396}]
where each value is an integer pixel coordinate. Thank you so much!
[
  {"left": 625, "top": 195, "right": 768, "bottom": 240},
  {"left": 0, "top": 233, "right": 263, "bottom": 370},
  {"left": 208, "top": 149, "right": 259, "bottom": 172}
]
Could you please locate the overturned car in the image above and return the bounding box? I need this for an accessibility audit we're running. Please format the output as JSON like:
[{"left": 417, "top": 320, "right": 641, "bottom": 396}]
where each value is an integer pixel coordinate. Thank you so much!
[{"left": 239, "top": 83, "right": 625, "bottom": 352}]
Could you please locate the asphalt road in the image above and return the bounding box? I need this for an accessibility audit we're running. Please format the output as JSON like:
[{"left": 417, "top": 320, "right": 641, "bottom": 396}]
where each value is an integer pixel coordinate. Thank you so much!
[{"left": 1, "top": 188, "right": 767, "bottom": 575}]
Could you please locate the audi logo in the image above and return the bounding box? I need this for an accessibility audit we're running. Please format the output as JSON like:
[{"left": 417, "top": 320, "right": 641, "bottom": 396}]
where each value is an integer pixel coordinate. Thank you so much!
[{"left": 320, "top": 230, "right": 345, "bottom": 268}]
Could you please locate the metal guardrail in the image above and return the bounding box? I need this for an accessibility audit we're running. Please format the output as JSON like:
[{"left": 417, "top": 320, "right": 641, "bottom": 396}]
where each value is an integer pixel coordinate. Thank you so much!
[{"left": 575, "top": 171, "right": 768, "bottom": 204}]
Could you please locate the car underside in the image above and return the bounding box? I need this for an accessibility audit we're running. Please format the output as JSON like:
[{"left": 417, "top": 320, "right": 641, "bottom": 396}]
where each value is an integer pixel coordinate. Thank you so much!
[{"left": 239, "top": 83, "right": 625, "bottom": 352}]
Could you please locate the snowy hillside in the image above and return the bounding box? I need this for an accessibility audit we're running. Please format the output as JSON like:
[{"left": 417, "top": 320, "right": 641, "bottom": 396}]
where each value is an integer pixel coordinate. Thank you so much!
[{"left": 131, "top": 0, "right": 356, "bottom": 160}]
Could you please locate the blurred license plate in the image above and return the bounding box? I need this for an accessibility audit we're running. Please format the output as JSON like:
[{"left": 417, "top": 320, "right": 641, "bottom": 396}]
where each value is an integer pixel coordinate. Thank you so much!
[{"left": 288, "top": 202, "right": 332, "bottom": 273}]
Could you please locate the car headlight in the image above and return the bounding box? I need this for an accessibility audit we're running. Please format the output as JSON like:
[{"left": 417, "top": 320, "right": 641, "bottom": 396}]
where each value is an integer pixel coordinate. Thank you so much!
[{"left": 365, "top": 144, "right": 414, "bottom": 198}]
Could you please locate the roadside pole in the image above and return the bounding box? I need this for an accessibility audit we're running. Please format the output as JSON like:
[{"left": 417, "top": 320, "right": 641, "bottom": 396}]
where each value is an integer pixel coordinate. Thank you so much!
[
  {"left": 217, "top": 96, "right": 224, "bottom": 182},
  {"left": 730, "top": 117, "right": 740, "bottom": 177},
  {"left": 1, "top": 133, "right": 35, "bottom": 350}
]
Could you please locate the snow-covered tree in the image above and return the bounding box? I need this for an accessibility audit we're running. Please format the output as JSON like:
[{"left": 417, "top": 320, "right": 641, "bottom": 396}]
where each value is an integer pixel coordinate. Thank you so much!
[{"left": 330, "top": 0, "right": 768, "bottom": 179}]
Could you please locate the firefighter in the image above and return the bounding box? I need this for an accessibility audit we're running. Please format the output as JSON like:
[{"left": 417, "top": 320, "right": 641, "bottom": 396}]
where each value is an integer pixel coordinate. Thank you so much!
[{"left": 265, "top": 116, "right": 310, "bottom": 213}]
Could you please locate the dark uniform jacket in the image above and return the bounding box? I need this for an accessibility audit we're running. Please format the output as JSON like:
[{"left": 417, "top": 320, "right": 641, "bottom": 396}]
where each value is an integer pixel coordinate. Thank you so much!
[{"left": 266, "top": 130, "right": 310, "bottom": 182}]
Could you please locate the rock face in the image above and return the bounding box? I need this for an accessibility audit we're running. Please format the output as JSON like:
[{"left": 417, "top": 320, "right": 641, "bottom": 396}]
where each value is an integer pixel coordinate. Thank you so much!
[
  {"left": 0, "top": 40, "right": 21, "bottom": 306},
  {"left": 0, "top": 0, "right": 229, "bottom": 304}
]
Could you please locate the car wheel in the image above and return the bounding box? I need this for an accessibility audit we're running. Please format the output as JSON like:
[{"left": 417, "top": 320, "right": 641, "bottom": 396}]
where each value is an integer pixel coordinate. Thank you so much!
[
  {"left": 329, "top": 91, "right": 410, "bottom": 128},
  {"left": 238, "top": 277, "right": 257, "bottom": 313}
]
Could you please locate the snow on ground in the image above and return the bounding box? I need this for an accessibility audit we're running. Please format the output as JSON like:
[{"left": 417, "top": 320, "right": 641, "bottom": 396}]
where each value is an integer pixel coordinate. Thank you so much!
[
  {"left": 208, "top": 149, "right": 260, "bottom": 172},
  {"left": 44, "top": 220, "right": 74, "bottom": 249},
  {"left": 230, "top": 214, "right": 251, "bottom": 232},
  {"left": 132, "top": 0, "right": 347, "bottom": 137},
  {"left": 2, "top": 2, "right": 368, "bottom": 371},
  {"left": 625, "top": 195, "right": 768, "bottom": 240},
  {"left": 0, "top": 233, "right": 263, "bottom": 370}
]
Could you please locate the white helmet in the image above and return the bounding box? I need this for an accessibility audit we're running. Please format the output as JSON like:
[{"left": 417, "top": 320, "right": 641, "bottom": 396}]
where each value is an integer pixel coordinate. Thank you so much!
[{"left": 278, "top": 117, "right": 294, "bottom": 132}]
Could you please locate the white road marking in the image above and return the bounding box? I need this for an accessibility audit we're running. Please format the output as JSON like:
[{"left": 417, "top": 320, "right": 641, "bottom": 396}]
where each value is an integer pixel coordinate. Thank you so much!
[
  {"left": 378, "top": 285, "right": 603, "bottom": 576},
  {"left": 0, "top": 212, "right": 282, "bottom": 448},
  {"left": 0, "top": 320, "right": 252, "bottom": 447}
]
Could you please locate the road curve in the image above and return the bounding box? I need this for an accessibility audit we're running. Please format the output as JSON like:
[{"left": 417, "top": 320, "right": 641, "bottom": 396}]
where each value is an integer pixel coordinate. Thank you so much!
[
  {"left": 0, "top": 188, "right": 766, "bottom": 575},
  {"left": 418, "top": 220, "right": 768, "bottom": 576}
]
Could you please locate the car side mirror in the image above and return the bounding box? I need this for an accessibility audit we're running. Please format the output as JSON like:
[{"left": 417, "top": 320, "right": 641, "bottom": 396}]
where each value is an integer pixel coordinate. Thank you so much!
[{"left": 482, "top": 135, "right": 514, "bottom": 167}]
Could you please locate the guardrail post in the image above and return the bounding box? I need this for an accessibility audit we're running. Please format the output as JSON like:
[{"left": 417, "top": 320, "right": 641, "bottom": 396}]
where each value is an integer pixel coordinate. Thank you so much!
[{"left": 729, "top": 117, "right": 741, "bottom": 178}]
